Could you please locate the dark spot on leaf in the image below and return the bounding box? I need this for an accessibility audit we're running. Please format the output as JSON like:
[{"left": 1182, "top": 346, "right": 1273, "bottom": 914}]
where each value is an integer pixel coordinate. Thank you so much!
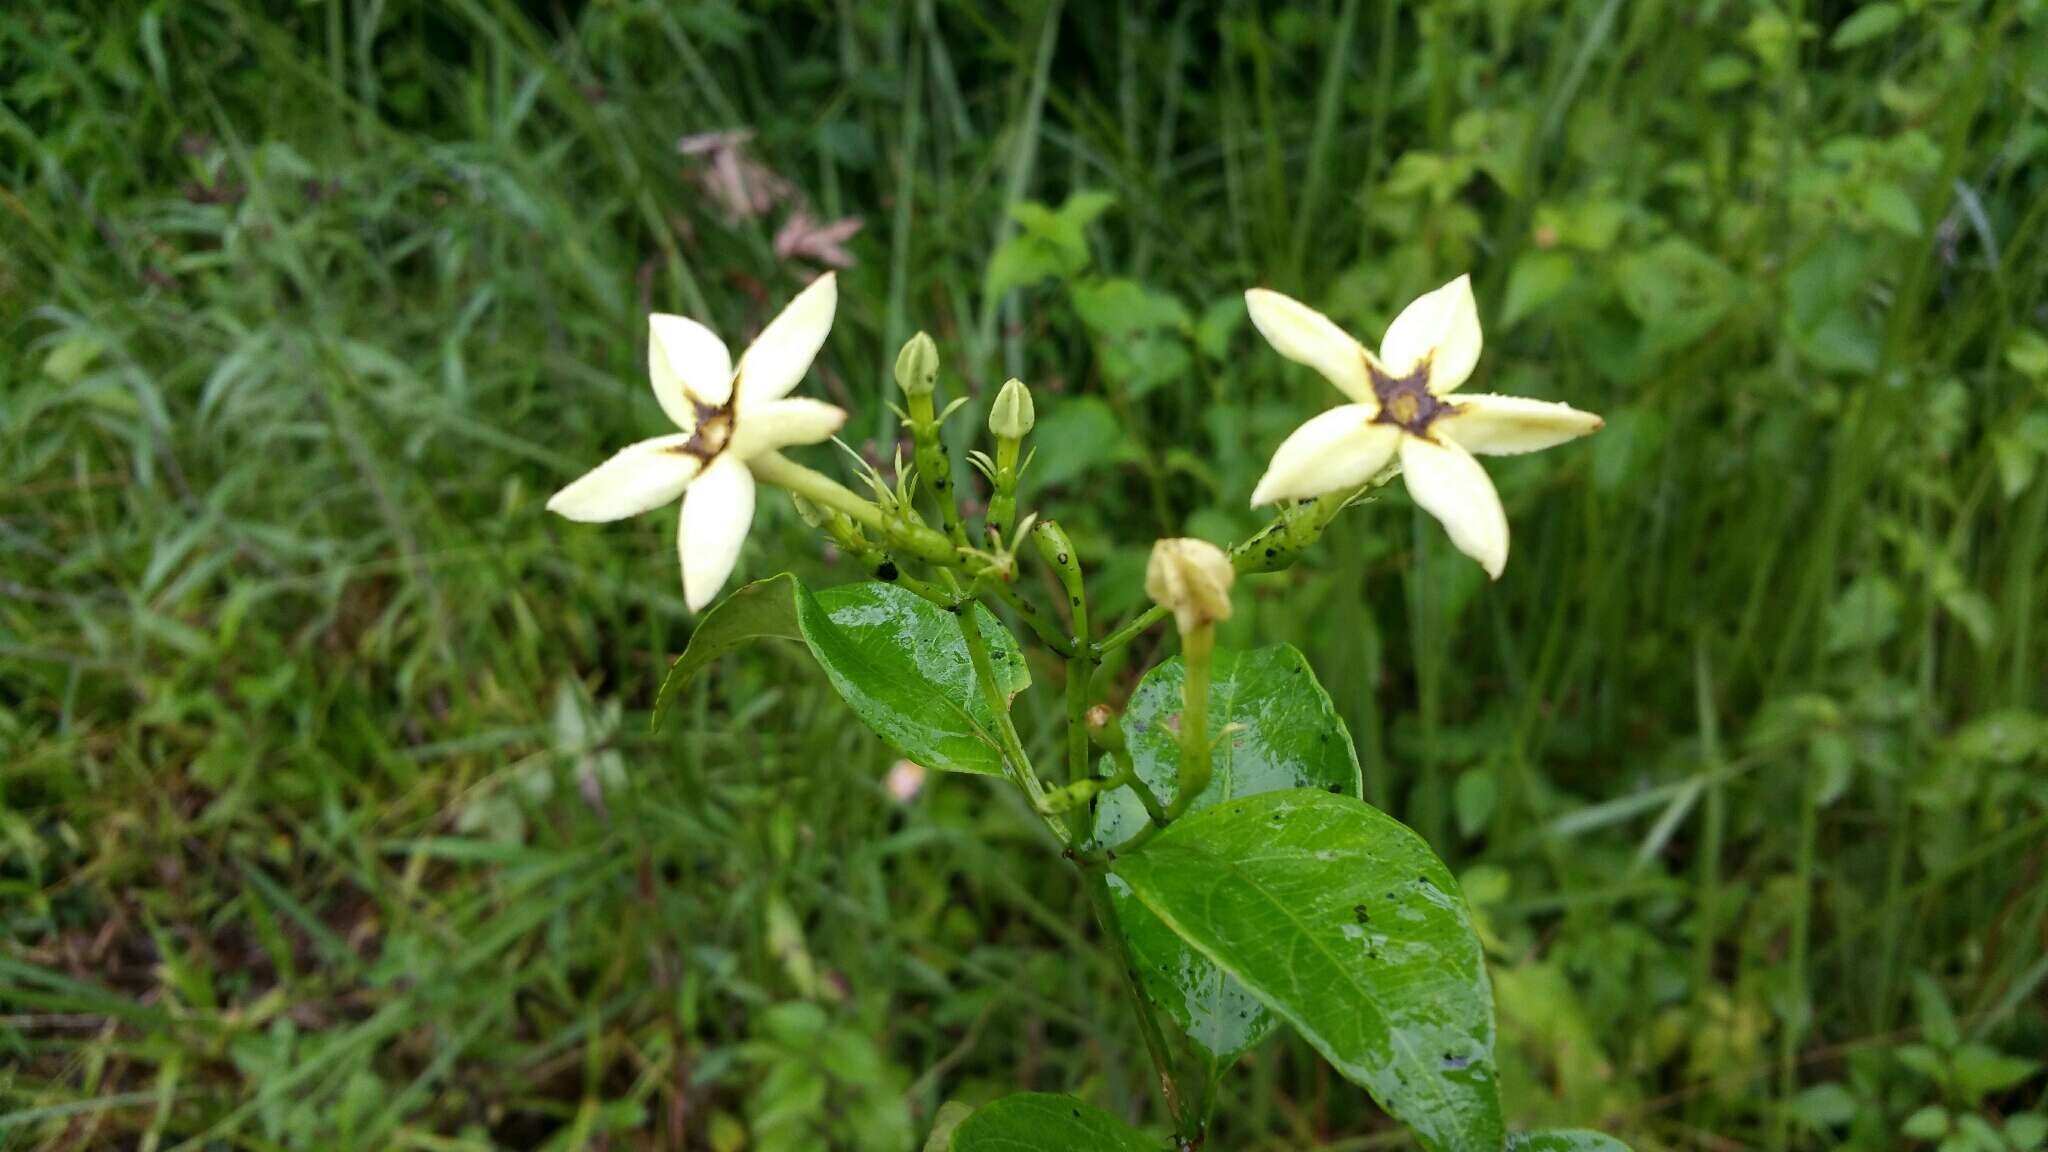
[
  {"left": 1353, "top": 904, "right": 1370, "bottom": 924},
  {"left": 1327, "top": 783, "right": 1342, "bottom": 793},
  {"left": 1057, "top": 552, "right": 1069, "bottom": 564},
  {"left": 876, "top": 561, "right": 899, "bottom": 582}
]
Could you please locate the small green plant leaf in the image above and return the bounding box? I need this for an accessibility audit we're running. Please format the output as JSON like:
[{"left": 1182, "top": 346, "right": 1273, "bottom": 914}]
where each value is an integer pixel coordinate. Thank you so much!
[
  {"left": 1094, "top": 645, "right": 1363, "bottom": 1075},
  {"left": 653, "top": 574, "right": 805, "bottom": 725},
  {"left": 796, "top": 582, "right": 1029, "bottom": 777},
  {"left": 654, "top": 576, "right": 1028, "bottom": 775},
  {"left": 947, "top": 1094, "right": 1154, "bottom": 1152},
  {"left": 1113, "top": 788, "right": 1501, "bottom": 1152},
  {"left": 1829, "top": 3, "right": 1904, "bottom": 50},
  {"left": 1508, "top": 1131, "right": 1636, "bottom": 1151}
]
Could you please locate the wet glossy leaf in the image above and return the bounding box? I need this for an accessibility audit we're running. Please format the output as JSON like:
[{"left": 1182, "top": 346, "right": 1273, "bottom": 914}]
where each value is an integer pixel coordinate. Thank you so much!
[
  {"left": 1508, "top": 1131, "right": 1634, "bottom": 1152},
  {"left": 798, "top": 582, "right": 1029, "bottom": 777},
  {"left": 652, "top": 576, "right": 1027, "bottom": 775},
  {"left": 1114, "top": 788, "right": 1500, "bottom": 1152},
  {"left": 947, "top": 1094, "right": 1155, "bottom": 1152},
  {"left": 653, "top": 574, "right": 803, "bottom": 726},
  {"left": 1093, "top": 646, "right": 1361, "bottom": 1074}
]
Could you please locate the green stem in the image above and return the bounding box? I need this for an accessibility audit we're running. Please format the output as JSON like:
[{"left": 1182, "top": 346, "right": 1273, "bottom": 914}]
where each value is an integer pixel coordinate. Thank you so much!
[
  {"left": 905, "top": 390, "right": 970, "bottom": 545},
  {"left": 1031, "top": 521, "right": 1093, "bottom": 790},
  {"left": 954, "top": 604, "right": 1066, "bottom": 843},
  {"left": 1167, "top": 624, "right": 1214, "bottom": 819},
  {"left": 1080, "top": 867, "right": 1188, "bottom": 1137},
  {"left": 978, "top": 580, "right": 1074, "bottom": 658},
  {"left": 749, "top": 451, "right": 956, "bottom": 566},
  {"left": 1094, "top": 475, "right": 1386, "bottom": 658}
]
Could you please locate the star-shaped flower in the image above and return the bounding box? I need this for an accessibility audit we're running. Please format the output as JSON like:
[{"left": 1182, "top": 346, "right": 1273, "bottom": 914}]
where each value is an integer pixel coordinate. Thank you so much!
[
  {"left": 1245, "top": 275, "right": 1602, "bottom": 578},
  {"left": 548, "top": 274, "right": 845, "bottom": 610}
]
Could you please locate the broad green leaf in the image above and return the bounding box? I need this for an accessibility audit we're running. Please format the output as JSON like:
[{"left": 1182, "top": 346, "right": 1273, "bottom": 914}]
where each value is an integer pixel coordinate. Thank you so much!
[
  {"left": 1829, "top": 3, "right": 1903, "bottom": 50},
  {"left": 1114, "top": 789, "right": 1501, "bottom": 1152},
  {"left": 653, "top": 576, "right": 1028, "bottom": 775},
  {"left": 798, "top": 582, "right": 1029, "bottom": 777},
  {"left": 1825, "top": 574, "right": 1901, "bottom": 654},
  {"left": 1093, "top": 646, "right": 1362, "bottom": 1074},
  {"left": 1508, "top": 1131, "right": 1635, "bottom": 1152},
  {"left": 653, "top": 574, "right": 804, "bottom": 725},
  {"left": 948, "top": 1094, "right": 1154, "bottom": 1152},
  {"left": 1501, "top": 250, "right": 1576, "bottom": 329},
  {"left": 1615, "top": 238, "right": 1736, "bottom": 354}
]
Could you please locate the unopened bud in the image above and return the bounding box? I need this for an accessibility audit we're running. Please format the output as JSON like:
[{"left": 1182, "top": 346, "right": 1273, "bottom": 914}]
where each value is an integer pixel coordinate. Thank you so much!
[
  {"left": 989, "top": 377, "right": 1035, "bottom": 439},
  {"left": 1145, "top": 538, "right": 1235, "bottom": 634},
  {"left": 894, "top": 331, "right": 939, "bottom": 397}
]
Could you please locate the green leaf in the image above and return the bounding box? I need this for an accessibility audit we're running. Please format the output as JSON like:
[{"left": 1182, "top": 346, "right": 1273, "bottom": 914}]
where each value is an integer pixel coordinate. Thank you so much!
[
  {"left": 947, "top": 1094, "right": 1154, "bottom": 1152},
  {"left": 1830, "top": 3, "right": 1904, "bottom": 50},
  {"left": 798, "top": 582, "right": 1029, "bottom": 777},
  {"left": 1615, "top": 238, "right": 1737, "bottom": 354},
  {"left": 1825, "top": 574, "right": 1901, "bottom": 654},
  {"left": 1093, "top": 646, "right": 1363, "bottom": 1074},
  {"left": 1508, "top": 1131, "right": 1635, "bottom": 1152},
  {"left": 653, "top": 575, "right": 805, "bottom": 726},
  {"left": 1113, "top": 789, "right": 1501, "bottom": 1152},
  {"left": 1952, "top": 1043, "right": 2042, "bottom": 1104},
  {"left": 1903, "top": 1105, "right": 1953, "bottom": 1140},
  {"left": 653, "top": 576, "right": 1028, "bottom": 775},
  {"left": 924, "top": 1102, "right": 975, "bottom": 1152},
  {"left": 1025, "top": 397, "right": 1141, "bottom": 490},
  {"left": 1863, "top": 182, "right": 1925, "bottom": 237},
  {"left": 1788, "top": 1082, "right": 1858, "bottom": 1129},
  {"left": 1501, "top": 250, "right": 1576, "bottom": 329}
]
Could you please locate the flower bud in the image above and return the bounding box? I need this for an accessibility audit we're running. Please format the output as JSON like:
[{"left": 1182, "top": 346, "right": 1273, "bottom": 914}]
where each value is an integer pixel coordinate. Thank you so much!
[
  {"left": 988, "top": 377, "right": 1035, "bottom": 439},
  {"left": 1145, "top": 538, "right": 1235, "bottom": 634},
  {"left": 894, "top": 331, "right": 939, "bottom": 397}
]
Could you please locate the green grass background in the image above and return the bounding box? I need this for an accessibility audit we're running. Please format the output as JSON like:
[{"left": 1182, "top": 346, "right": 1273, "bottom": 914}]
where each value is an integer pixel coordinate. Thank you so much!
[{"left": 3, "top": 1, "right": 2045, "bottom": 1149}]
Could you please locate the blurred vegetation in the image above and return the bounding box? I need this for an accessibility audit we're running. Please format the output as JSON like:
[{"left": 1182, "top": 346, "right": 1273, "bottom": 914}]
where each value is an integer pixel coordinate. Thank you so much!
[{"left": 3, "top": 1, "right": 2046, "bottom": 1149}]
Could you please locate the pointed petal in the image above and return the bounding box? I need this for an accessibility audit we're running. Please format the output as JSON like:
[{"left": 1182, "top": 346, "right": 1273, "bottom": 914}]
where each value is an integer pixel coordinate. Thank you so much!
[
  {"left": 1437, "top": 394, "right": 1603, "bottom": 456},
  {"left": 1380, "top": 274, "right": 1482, "bottom": 393},
  {"left": 728, "top": 397, "right": 847, "bottom": 459},
  {"left": 1250, "top": 406, "right": 1400, "bottom": 506},
  {"left": 679, "top": 453, "right": 756, "bottom": 611},
  {"left": 649, "top": 314, "right": 733, "bottom": 426},
  {"left": 1245, "top": 288, "right": 1376, "bottom": 404},
  {"left": 1400, "top": 436, "right": 1508, "bottom": 579},
  {"left": 737, "top": 273, "right": 837, "bottom": 405},
  {"left": 545, "top": 435, "right": 702, "bottom": 522}
]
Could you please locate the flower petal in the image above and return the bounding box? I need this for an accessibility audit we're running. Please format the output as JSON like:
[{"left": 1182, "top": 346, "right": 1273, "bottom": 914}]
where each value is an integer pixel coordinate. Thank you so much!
[
  {"left": 679, "top": 453, "right": 756, "bottom": 611},
  {"left": 1249, "top": 405, "right": 1400, "bottom": 506},
  {"left": 728, "top": 397, "right": 847, "bottom": 459},
  {"left": 649, "top": 314, "right": 733, "bottom": 426},
  {"left": 1400, "top": 435, "right": 1508, "bottom": 579},
  {"left": 545, "top": 435, "right": 702, "bottom": 522},
  {"left": 1245, "top": 288, "right": 1376, "bottom": 404},
  {"left": 736, "top": 273, "right": 837, "bottom": 405},
  {"left": 1380, "top": 274, "right": 1482, "bottom": 393},
  {"left": 1437, "top": 394, "right": 1603, "bottom": 456}
]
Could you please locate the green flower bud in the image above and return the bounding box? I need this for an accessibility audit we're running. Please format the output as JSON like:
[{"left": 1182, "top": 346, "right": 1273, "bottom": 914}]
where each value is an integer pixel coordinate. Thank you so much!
[
  {"left": 988, "top": 377, "right": 1035, "bottom": 439},
  {"left": 894, "top": 331, "right": 939, "bottom": 397}
]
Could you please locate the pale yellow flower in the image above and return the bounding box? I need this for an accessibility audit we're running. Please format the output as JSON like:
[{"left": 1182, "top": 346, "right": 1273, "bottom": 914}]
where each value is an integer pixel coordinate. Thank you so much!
[
  {"left": 1246, "top": 275, "right": 1602, "bottom": 578},
  {"left": 548, "top": 274, "right": 844, "bottom": 610},
  {"left": 1146, "top": 538, "right": 1235, "bottom": 634}
]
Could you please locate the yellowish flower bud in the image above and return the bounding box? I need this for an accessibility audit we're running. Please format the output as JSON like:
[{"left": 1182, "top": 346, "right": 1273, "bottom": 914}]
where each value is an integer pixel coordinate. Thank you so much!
[
  {"left": 988, "top": 377, "right": 1035, "bottom": 439},
  {"left": 1145, "top": 538, "right": 1234, "bottom": 634},
  {"left": 894, "top": 331, "right": 939, "bottom": 396}
]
